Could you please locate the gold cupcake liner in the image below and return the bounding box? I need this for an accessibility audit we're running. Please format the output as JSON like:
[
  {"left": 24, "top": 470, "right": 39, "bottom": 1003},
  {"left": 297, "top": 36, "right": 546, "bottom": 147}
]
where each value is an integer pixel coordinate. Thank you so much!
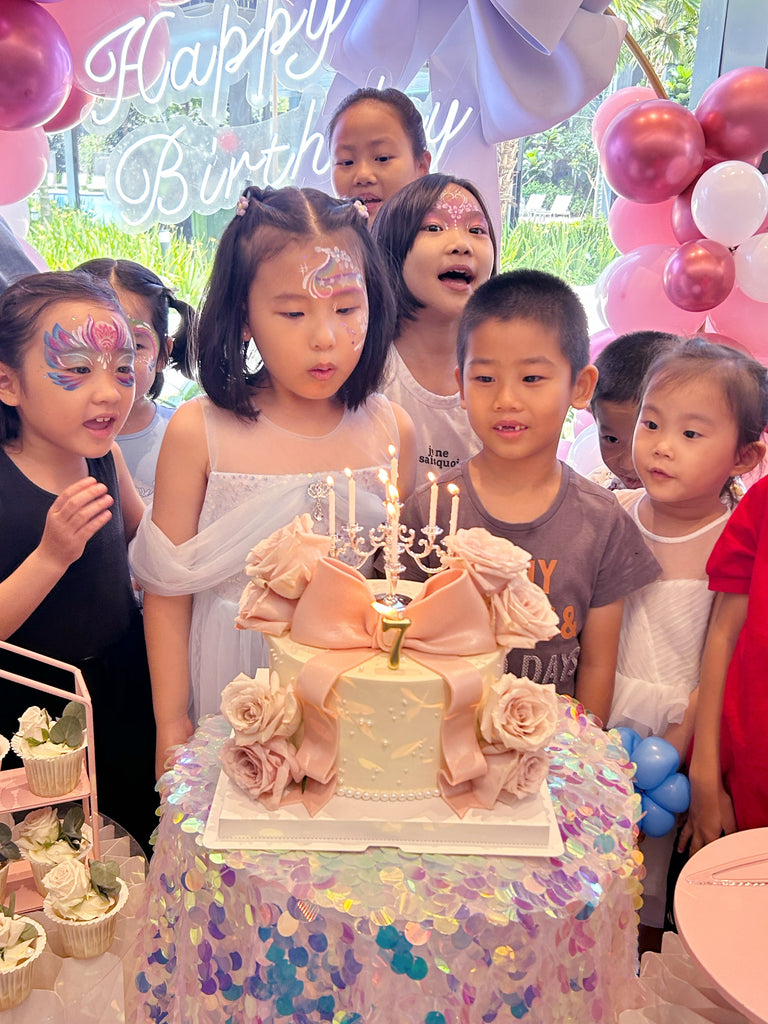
[
  {"left": 43, "top": 878, "right": 128, "bottom": 959},
  {"left": 0, "top": 918, "right": 46, "bottom": 1012}
]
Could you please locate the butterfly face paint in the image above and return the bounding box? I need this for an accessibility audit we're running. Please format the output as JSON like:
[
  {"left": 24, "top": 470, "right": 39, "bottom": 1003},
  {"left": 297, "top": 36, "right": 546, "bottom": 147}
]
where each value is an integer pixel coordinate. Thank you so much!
[
  {"left": 300, "top": 246, "right": 368, "bottom": 352},
  {"left": 128, "top": 318, "right": 161, "bottom": 372},
  {"left": 44, "top": 315, "right": 136, "bottom": 391}
]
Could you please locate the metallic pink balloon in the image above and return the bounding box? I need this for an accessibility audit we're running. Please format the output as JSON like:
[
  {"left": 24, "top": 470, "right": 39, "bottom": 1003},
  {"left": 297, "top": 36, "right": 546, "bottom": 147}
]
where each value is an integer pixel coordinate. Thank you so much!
[
  {"left": 671, "top": 185, "right": 701, "bottom": 245},
  {"left": 663, "top": 240, "right": 735, "bottom": 313},
  {"left": 43, "top": 84, "right": 95, "bottom": 134},
  {"left": 0, "top": 0, "right": 73, "bottom": 130},
  {"left": 600, "top": 100, "right": 705, "bottom": 204},
  {"left": 695, "top": 67, "right": 768, "bottom": 161},
  {"left": 591, "top": 86, "right": 656, "bottom": 149}
]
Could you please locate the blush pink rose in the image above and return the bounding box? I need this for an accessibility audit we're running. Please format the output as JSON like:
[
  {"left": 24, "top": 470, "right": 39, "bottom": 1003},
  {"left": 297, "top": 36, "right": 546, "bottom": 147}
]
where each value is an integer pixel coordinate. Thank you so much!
[
  {"left": 479, "top": 675, "right": 559, "bottom": 751},
  {"left": 497, "top": 748, "right": 550, "bottom": 798},
  {"left": 220, "top": 673, "right": 300, "bottom": 744},
  {"left": 490, "top": 575, "right": 559, "bottom": 648},
  {"left": 221, "top": 737, "right": 302, "bottom": 809},
  {"left": 442, "top": 528, "right": 531, "bottom": 595},
  {"left": 244, "top": 514, "right": 330, "bottom": 599}
]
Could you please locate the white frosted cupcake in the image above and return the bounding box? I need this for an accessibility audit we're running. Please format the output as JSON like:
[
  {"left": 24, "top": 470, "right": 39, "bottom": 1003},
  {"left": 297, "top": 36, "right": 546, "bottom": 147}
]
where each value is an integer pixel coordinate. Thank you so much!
[
  {"left": 0, "top": 823, "right": 21, "bottom": 907},
  {"left": 0, "top": 905, "right": 46, "bottom": 1011},
  {"left": 11, "top": 704, "right": 87, "bottom": 798},
  {"left": 0, "top": 735, "right": 8, "bottom": 767},
  {"left": 16, "top": 806, "right": 93, "bottom": 897},
  {"left": 43, "top": 859, "right": 127, "bottom": 959}
]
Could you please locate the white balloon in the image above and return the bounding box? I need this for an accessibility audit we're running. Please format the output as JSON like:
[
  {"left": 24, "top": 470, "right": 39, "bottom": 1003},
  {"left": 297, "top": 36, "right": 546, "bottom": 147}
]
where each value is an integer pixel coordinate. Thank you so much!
[
  {"left": 691, "top": 161, "right": 768, "bottom": 248},
  {"left": 566, "top": 423, "right": 604, "bottom": 479},
  {"left": 0, "top": 199, "right": 30, "bottom": 239},
  {"left": 734, "top": 232, "right": 768, "bottom": 302}
]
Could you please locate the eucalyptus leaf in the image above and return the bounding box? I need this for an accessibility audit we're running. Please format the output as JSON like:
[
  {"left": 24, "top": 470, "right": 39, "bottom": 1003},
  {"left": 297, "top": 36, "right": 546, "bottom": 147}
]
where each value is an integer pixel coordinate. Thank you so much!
[
  {"left": 49, "top": 715, "right": 83, "bottom": 748},
  {"left": 19, "top": 922, "right": 38, "bottom": 944},
  {"left": 62, "top": 701, "right": 87, "bottom": 730},
  {"left": 0, "top": 823, "right": 20, "bottom": 865},
  {"left": 89, "top": 859, "right": 120, "bottom": 898},
  {"left": 62, "top": 806, "right": 85, "bottom": 849}
]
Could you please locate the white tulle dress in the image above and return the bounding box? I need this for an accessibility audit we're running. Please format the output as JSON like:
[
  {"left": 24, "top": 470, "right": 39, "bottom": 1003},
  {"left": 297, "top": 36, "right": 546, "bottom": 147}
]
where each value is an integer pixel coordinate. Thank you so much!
[
  {"left": 607, "top": 489, "right": 731, "bottom": 738},
  {"left": 130, "top": 394, "right": 399, "bottom": 722}
]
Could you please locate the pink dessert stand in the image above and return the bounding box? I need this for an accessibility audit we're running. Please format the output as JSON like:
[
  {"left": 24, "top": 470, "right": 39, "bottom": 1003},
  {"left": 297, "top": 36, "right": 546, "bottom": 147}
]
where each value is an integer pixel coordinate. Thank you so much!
[{"left": 674, "top": 827, "right": 768, "bottom": 1023}]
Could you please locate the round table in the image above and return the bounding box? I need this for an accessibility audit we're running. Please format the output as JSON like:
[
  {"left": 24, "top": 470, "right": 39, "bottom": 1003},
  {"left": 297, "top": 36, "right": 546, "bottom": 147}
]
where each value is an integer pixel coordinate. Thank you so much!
[
  {"left": 128, "top": 699, "right": 644, "bottom": 1024},
  {"left": 674, "top": 827, "right": 768, "bottom": 1023}
]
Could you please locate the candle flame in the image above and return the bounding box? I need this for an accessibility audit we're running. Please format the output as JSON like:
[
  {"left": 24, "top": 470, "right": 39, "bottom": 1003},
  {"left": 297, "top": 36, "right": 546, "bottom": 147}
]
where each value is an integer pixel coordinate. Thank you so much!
[
  {"left": 427, "top": 471, "right": 436, "bottom": 484},
  {"left": 388, "top": 444, "right": 397, "bottom": 457},
  {"left": 344, "top": 467, "right": 352, "bottom": 479},
  {"left": 378, "top": 468, "right": 389, "bottom": 485},
  {"left": 326, "top": 475, "right": 334, "bottom": 487},
  {"left": 447, "top": 483, "right": 459, "bottom": 496}
]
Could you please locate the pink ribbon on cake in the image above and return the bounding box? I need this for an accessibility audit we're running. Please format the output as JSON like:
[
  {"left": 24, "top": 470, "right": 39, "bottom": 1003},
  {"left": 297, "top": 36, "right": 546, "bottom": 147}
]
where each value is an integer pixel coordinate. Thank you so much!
[{"left": 286, "top": 559, "right": 499, "bottom": 815}]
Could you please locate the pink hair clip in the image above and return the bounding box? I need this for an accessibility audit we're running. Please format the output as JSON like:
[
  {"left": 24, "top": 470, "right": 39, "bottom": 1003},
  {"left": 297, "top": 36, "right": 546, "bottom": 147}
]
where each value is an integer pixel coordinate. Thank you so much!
[
  {"left": 235, "top": 194, "right": 249, "bottom": 217},
  {"left": 352, "top": 199, "right": 369, "bottom": 221}
]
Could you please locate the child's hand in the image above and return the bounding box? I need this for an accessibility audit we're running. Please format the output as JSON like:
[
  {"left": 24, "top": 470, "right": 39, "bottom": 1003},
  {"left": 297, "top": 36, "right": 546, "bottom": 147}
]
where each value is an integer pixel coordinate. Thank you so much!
[
  {"left": 39, "top": 477, "right": 114, "bottom": 569},
  {"left": 155, "top": 716, "right": 194, "bottom": 780},
  {"left": 678, "top": 780, "right": 737, "bottom": 856}
]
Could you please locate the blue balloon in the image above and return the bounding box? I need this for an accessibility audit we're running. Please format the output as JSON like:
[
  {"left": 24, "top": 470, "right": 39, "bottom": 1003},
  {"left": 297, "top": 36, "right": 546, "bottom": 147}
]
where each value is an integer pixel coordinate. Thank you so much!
[
  {"left": 615, "top": 726, "right": 641, "bottom": 760},
  {"left": 640, "top": 793, "right": 677, "bottom": 837},
  {"left": 646, "top": 773, "right": 690, "bottom": 814},
  {"left": 632, "top": 736, "right": 680, "bottom": 791}
]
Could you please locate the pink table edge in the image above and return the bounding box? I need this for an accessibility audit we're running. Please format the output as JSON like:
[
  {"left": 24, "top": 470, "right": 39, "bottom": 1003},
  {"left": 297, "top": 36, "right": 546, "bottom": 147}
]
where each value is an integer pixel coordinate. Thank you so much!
[{"left": 674, "top": 827, "right": 768, "bottom": 1024}]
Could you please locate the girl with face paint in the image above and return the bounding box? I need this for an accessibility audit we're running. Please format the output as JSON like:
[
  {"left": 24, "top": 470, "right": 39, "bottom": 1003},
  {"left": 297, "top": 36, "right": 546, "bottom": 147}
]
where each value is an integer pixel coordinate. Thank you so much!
[
  {"left": 0, "top": 270, "right": 158, "bottom": 851},
  {"left": 74, "top": 259, "right": 196, "bottom": 501},
  {"left": 130, "top": 186, "right": 415, "bottom": 777}
]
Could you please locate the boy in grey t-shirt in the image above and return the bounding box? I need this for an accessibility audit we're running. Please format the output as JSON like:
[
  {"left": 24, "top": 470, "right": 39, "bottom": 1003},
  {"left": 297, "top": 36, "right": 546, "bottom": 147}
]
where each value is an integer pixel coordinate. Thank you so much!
[{"left": 400, "top": 270, "right": 659, "bottom": 725}]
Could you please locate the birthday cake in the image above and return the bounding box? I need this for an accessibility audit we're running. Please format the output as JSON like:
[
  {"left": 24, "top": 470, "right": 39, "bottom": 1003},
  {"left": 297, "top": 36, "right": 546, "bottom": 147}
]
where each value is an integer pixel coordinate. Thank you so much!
[{"left": 204, "top": 511, "right": 565, "bottom": 851}]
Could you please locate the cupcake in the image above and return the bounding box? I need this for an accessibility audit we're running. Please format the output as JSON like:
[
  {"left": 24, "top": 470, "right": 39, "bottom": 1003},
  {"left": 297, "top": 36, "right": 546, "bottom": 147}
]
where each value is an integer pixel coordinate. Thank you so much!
[
  {"left": 0, "top": 897, "right": 47, "bottom": 1011},
  {"left": 11, "top": 703, "right": 87, "bottom": 797},
  {"left": 16, "top": 806, "right": 93, "bottom": 897},
  {"left": 0, "top": 823, "right": 21, "bottom": 907},
  {"left": 43, "top": 859, "right": 127, "bottom": 959},
  {"left": 0, "top": 735, "right": 8, "bottom": 768}
]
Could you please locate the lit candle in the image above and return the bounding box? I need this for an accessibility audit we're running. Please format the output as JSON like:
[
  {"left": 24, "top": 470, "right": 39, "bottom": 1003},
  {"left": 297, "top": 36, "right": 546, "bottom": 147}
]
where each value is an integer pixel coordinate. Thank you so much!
[
  {"left": 388, "top": 444, "right": 398, "bottom": 489},
  {"left": 344, "top": 466, "right": 356, "bottom": 525},
  {"left": 386, "top": 500, "right": 399, "bottom": 566},
  {"left": 447, "top": 483, "right": 460, "bottom": 536},
  {"left": 427, "top": 471, "right": 438, "bottom": 531},
  {"left": 326, "top": 475, "right": 335, "bottom": 537}
]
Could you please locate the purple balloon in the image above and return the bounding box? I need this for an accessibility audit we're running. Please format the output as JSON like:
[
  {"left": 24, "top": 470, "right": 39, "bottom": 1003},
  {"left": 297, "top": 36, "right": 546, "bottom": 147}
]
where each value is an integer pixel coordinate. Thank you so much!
[
  {"left": 632, "top": 736, "right": 680, "bottom": 791},
  {"left": 646, "top": 773, "right": 690, "bottom": 815},
  {"left": 0, "top": 0, "right": 73, "bottom": 131},
  {"left": 600, "top": 100, "right": 705, "bottom": 204}
]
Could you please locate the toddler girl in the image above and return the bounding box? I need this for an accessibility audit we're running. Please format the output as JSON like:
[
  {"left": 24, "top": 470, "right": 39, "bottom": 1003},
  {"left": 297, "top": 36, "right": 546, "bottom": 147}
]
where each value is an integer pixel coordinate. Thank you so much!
[
  {"left": 75, "top": 258, "right": 196, "bottom": 500},
  {"left": 130, "top": 186, "right": 415, "bottom": 776},
  {"left": 0, "top": 270, "right": 157, "bottom": 848},
  {"left": 328, "top": 86, "right": 431, "bottom": 222},
  {"left": 607, "top": 337, "right": 768, "bottom": 941},
  {"left": 372, "top": 173, "right": 497, "bottom": 470}
]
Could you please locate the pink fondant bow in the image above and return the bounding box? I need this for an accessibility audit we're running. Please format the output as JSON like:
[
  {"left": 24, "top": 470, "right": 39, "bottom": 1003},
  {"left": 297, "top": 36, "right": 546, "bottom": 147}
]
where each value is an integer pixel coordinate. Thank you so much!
[{"left": 282, "top": 558, "right": 500, "bottom": 815}]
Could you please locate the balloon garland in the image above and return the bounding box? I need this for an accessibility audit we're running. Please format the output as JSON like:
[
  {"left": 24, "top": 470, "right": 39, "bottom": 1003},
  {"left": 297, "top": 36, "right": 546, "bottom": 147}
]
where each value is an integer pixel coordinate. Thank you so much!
[{"left": 615, "top": 727, "right": 691, "bottom": 838}]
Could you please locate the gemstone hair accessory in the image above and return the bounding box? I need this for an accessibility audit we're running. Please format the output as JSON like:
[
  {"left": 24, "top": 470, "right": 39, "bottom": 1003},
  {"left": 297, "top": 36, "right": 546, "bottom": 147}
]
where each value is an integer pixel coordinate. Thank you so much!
[
  {"left": 351, "top": 199, "right": 369, "bottom": 221},
  {"left": 235, "top": 194, "right": 250, "bottom": 217}
]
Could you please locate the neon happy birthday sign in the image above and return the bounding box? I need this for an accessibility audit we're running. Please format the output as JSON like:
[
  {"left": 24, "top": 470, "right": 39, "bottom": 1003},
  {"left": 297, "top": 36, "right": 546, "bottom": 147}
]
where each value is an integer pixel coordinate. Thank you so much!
[{"left": 85, "top": 0, "right": 472, "bottom": 229}]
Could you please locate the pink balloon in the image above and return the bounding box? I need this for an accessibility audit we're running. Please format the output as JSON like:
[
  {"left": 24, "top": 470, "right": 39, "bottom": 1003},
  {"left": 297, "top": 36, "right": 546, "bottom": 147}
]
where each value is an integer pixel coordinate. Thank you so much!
[
  {"left": 734, "top": 233, "right": 768, "bottom": 303},
  {"left": 671, "top": 184, "right": 701, "bottom": 244},
  {"left": 600, "top": 100, "right": 705, "bottom": 204},
  {"left": 608, "top": 196, "right": 677, "bottom": 253},
  {"left": 663, "top": 240, "right": 735, "bottom": 312},
  {"left": 591, "top": 86, "right": 657, "bottom": 149},
  {"left": 708, "top": 284, "right": 768, "bottom": 364},
  {"left": 691, "top": 161, "right": 768, "bottom": 248},
  {"left": 695, "top": 67, "right": 768, "bottom": 161},
  {"left": 48, "top": 0, "right": 170, "bottom": 100},
  {"left": 590, "top": 327, "right": 617, "bottom": 361},
  {"left": 17, "top": 236, "right": 49, "bottom": 272},
  {"left": 0, "top": 126, "right": 49, "bottom": 204},
  {"left": 597, "top": 244, "right": 705, "bottom": 336},
  {"left": 0, "top": 0, "right": 73, "bottom": 130},
  {"left": 571, "top": 408, "right": 595, "bottom": 437},
  {"left": 43, "top": 84, "right": 95, "bottom": 134},
  {"left": 699, "top": 329, "right": 751, "bottom": 355}
]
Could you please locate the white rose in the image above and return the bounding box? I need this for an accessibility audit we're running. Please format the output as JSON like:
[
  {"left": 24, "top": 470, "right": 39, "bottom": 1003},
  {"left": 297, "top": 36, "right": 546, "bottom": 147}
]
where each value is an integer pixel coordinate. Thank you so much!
[
  {"left": 42, "top": 858, "right": 90, "bottom": 909},
  {"left": 442, "top": 529, "right": 532, "bottom": 595},
  {"left": 0, "top": 735, "right": 9, "bottom": 761},
  {"left": 0, "top": 916, "right": 26, "bottom": 951},
  {"left": 221, "top": 673, "right": 300, "bottom": 744},
  {"left": 53, "top": 889, "right": 113, "bottom": 922},
  {"left": 479, "top": 675, "right": 559, "bottom": 751},
  {"left": 16, "top": 807, "right": 60, "bottom": 852},
  {"left": 17, "top": 706, "right": 50, "bottom": 743}
]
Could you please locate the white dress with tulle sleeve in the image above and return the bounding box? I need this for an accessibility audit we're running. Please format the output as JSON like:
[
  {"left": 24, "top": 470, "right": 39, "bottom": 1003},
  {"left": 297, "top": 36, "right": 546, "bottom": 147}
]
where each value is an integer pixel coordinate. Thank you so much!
[{"left": 130, "top": 395, "right": 398, "bottom": 722}]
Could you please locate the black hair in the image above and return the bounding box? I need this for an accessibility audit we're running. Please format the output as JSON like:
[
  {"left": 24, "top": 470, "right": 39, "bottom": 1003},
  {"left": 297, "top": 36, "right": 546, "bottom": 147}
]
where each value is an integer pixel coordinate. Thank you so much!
[
  {"left": 457, "top": 269, "right": 589, "bottom": 380},
  {"left": 74, "top": 257, "right": 196, "bottom": 398},
  {"left": 372, "top": 173, "right": 498, "bottom": 339},
  {"left": 0, "top": 270, "right": 124, "bottom": 444},
  {"left": 327, "top": 87, "right": 428, "bottom": 161},
  {"left": 592, "top": 331, "right": 679, "bottom": 408},
  {"left": 196, "top": 185, "right": 395, "bottom": 418},
  {"left": 643, "top": 336, "right": 768, "bottom": 456}
]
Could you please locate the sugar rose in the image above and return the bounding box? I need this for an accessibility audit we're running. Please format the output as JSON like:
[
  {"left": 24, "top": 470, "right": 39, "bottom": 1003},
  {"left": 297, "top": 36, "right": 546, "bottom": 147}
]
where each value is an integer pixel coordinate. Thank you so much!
[
  {"left": 17, "top": 807, "right": 60, "bottom": 850},
  {"left": 221, "top": 737, "right": 301, "bottom": 810},
  {"left": 17, "top": 706, "right": 49, "bottom": 743},
  {"left": 491, "top": 575, "right": 559, "bottom": 648},
  {"left": 479, "top": 675, "right": 558, "bottom": 751},
  {"left": 245, "top": 514, "right": 330, "bottom": 599},
  {"left": 499, "top": 749, "right": 550, "bottom": 799},
  {"left": 221, "top": 673, "right": 300, "bottom": 744},
  {"left": 443, "top": 529, "right": 531, "bottom": 595},
  {"left": 0, "top": 916, "right": 33, "bottom": 965},
  {"left": 42, "top": 859, "right": 90, "bottom": 908}
]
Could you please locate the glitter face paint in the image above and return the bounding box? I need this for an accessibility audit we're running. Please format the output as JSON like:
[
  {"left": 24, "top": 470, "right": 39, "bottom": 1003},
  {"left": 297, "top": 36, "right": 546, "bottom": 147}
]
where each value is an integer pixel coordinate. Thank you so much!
[
  {"left": 300, "top": 246, "right": 367, "bottom": 352},
  {"left": 128, "top": 318, "right": 161, "bottom": 372},
  {"left": 44, "top": 315, "right": 136, "bottom": 390},
  {"left": 431, "top": 185, "right": 488, "bottom": 230}
]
